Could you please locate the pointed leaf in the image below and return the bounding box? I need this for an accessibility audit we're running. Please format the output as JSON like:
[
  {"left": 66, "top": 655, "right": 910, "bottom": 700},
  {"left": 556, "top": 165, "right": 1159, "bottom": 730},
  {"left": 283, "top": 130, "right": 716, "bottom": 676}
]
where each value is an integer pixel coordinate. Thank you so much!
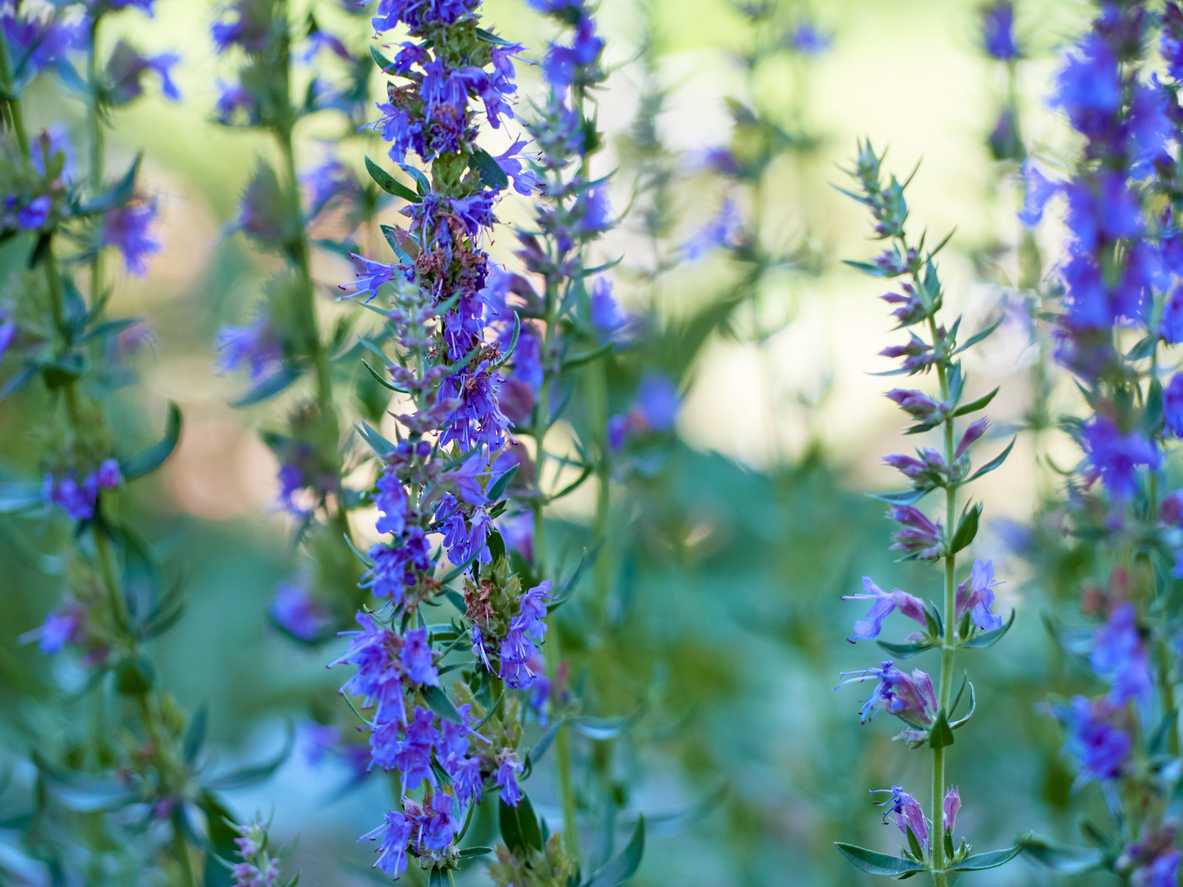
[
  {"left": 1018, "top": 837, "right": 1104, "bottom": 873},
  {"left": 950, "top": 682, "right": 976, "bottom": 728},
  {"left": 365, "top": 156, "right": 421, "bottom": 202},
  {"left": 928, "top": 708, "right": 954, "bottom": 748},
  {"left": 968, "top": 437, "right": 1016, "bottom": 482},
  {"left": 499, "top": 791, "right": 543, "bottom": 854},
  {"left": 475, "top": 27, "right": 515, "bottom": 45},
  {"left": 528, "top": 719, "right": 564, "bottom": 765},
  {"left": 203, "top": 724, "right": 294, "bottom": 790},
  {"left": 184, "top": 705, "right": 208, "bottom": 765},
  {"left": 954, "top": 315, "right": 1005, "bottom": 354},
  {"left": 485, "top": 464, "right": 518, "bottom": 503},
  {"left": 867, "top": 489, "right": 928, "bottom": 506},
  {"left": 834, "top": 843, "right": 927, "bottom": 876},
  {"left": 0, "top": 481, "right": 43, "bottom": 512},
  {"left": 356, "top": 421, "right": 396, "bottom": 457},
  {"left": 952, "top": 386, "right": 999, "bottom": 418},
  {"left": 121, "top": 401, "right": 183, "bottom": 481},
  {"left": 77, "top": 152, "right": 141, "bottom": 215},
  {"left": 381, "top": 223, "right": 418, "bottom": 264},
  {"left": 950, "top": 502, "right": 982, "bottom": 553},
  {"left": 229, "top": 364, "right": 306, "bottom": 408},
  {"left": 960, "top": 609, "right": 1015, "bottom": 649},
  {"left": 468, "top": 148, "right": 509, "bottom": 191},
  {"left": 421, "top": 684, "right": 463, "bottom": 724},
  {"left": 951, "top": 845, "right": 1022, "bottom": 871},
  {"left": 875, "top": 639, "right": 934, "bottom": 660},
  {"left": 585, "top": 815, "right": 645, "bottom": 887}
]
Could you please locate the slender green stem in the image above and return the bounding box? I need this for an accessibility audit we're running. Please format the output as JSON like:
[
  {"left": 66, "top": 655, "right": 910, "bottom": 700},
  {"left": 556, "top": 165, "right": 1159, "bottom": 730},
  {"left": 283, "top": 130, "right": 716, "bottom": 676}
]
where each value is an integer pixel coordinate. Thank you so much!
[
  {"left": 0, "top": 32, "right": 29, "bottom": 159},
  {"left": 87, "top": 17, "right": 105, "bottom": 313},
  {"left": 929, "top": 316, "right": 957, "bottom": 886}
]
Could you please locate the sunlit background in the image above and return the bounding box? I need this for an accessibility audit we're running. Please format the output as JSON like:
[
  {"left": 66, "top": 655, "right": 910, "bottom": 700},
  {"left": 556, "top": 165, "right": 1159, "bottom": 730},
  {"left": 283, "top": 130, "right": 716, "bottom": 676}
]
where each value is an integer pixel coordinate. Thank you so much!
[{"left": 0, "top": 0, "right": 1122, "bottom": 884}]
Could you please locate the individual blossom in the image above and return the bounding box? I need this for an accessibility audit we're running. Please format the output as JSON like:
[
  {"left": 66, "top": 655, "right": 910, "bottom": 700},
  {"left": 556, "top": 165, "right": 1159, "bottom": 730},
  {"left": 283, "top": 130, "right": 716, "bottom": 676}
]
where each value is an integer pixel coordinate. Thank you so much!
[
  {"left": 888, "top": 505, "right": 943, "bottom": 560},
  {"left": 982, "top": 2, "right": 1019, "bottom": 61},
  {"left": 835, "top": 660, "right": 938, "bottom": 737},
  {"left": 872, "top": 786, "right": 930, "bottom": 849},
  {"left": 842, "top": 577, "right": 926, "bottom": 642},
  {"left": 1090, "top": 603, "right": 1153, "bottom": 708},
  {"left": 1048, "top": 696, "right": 1132, "bottom": 784},
  {"left": 20, "top": 599, "right": 86, "bottom": 654},
  {"left": 101, "top": 199, "right": 162, "bottom": 276},
  {"left": 954, "top": 559, "right": 1003, "bottom": 632},
  {"left": 1082, "top": 416, "right": 1160, "bottom": 500},
  {"left": 943, "top": 786, "right": 961, "bottom": 833},
  {"left": 1164, "top": 374, "right": 1183, "bottom": 437},
  {"left": 216, "top": 314, "right": 283, "bottom": 380},
  {"left": 270, "top": 583, "right": 332, "bottom": 641},
  {"left": 359, "top": 810, "right": 413, "bottom": 878}
]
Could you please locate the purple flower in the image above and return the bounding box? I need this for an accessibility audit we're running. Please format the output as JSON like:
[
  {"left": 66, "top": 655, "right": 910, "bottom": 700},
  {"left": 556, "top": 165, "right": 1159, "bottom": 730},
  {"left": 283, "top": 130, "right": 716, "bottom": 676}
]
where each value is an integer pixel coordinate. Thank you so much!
[
  {"left": 17, "top": 195, "right": 50, "bottom": 230},
  {"left": 574, "top": 182, "right": 611, "bottom": 235},
  {"left": 1082, "top": 416, "right": 1160, "bottom": 500},
  {"left": 1165, "top": 375, "right": 1183, "bottom": 437},
  {"left": 101, "top": 200, "right": 162, "bottom": 276},
  {"left": 1049, "top": 696, "right": 1131, "bottom": 784},
  {"left": 1161, "top": 285, "right": 1183, "bottom": 344},
  {"left": 954, "top": 559, "right": 1003, "bottom": 632},
  {"left": 834, "top": 660, "right": 937, "bottom": 730},
  {"left": 841, "top": 577, "right": 926, "bottom": 642},
  {"left": 0, "top": 319, "right": 17, "bottom": 363},
  {"left": 106, "top": 43, "right": 181, "bottom": 103},
  {"left": 1050, "top": 34, "right": 1121, "bottom": 139},
  {"left": 402, "top": 627, "right": 439, "bottom": 686},
  {"left": 607, "top": 414, "right": 629, "bottom": 453},
  {"left": 590, "top": 277, "right": 628, "bottom": 334},
  {"left": 216, "top": 315, "right": 283, "bottom": 380},
  {"left": 1091, "top": 603, "right": 1153, "bottom": 708},
  {"left": 872, "top": 786, "right": 929, "bottom": 849},
  {"left": 885, "top": 389, "right": 943, "bottom": 422},
  {"left": 270, "top": 583, "right": 332, "bottom": 641},
  {"left": 888, "top": 505, "right": 943, "bottom": 560},
  {"left": 982, "top": 2, "right": 1019, "bottom": 60},
  {"left": 500, "top": 581, "right": 552, "bottom": 689},
  {"left": 682, "top": 198, "right": 742, "bottom": 259},
  {"left": 420, "top": 791, "right": 459, "bottom": 852},
  {"left": 788, "top": 20, "right": 830, "bottom": 55},
  {"left": 634, "top": 376, "right": 679, "bottom": 432},
  {"left": 881, "top": 332, "right": 937, "bottom": 374},
  {"left": 329, "top": 613, "right": 413, "bottom": 724},
  {"left": 359, "top": 810, "right": 412, "bottom": 877},
  {"left": 374, "top": 468, "right": 409, "bottom": 537},
  {"left": 2, "top": 14, "right": 81, "bottom": 81},
  {"left": 20, "top": 602, "right": 83, "bottom": 654},
  {"left": 495, "top": 750, "right": 523, "bottom": 806},
  {"left": 390, "top": 706, "right": 439, "bottom": 791},
  {"left": 296, "top": 721, "right": 340, "bottom": 766},
  {"left": 955, "top": 417, "right": 989, "bottom": 458},
  {"left": 1012, "top": 162, "right": 1059, "bottom": 229},
  {"left": 1134, "top": 850, "right": 1181, "bottom": 887}
]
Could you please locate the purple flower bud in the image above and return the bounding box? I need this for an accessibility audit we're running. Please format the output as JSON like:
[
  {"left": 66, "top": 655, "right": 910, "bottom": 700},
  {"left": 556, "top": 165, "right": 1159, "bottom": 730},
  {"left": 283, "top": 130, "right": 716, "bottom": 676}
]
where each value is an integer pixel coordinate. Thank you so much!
[
  {"left": 955, "top": 417, "right": 989, "bottom": 458},
  {"left": 886, "top": 389, "right": 943, "bottom": 422},
  {"left": 17, "top": 194, "right": 50, "bottom": 230},
  {"left": 943, "top": 786, "right": 961, "bottom": 832},
  {"left": 880, "top": 332, "right": 937, "bottom": 373},
  {"left": 888, "top": 506, "right": 943, "bottom": 559}
]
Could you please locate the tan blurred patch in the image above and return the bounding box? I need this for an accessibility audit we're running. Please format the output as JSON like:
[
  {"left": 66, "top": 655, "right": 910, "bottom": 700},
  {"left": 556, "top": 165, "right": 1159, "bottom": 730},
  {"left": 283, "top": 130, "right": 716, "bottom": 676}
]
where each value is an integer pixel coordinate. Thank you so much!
[{"left": 164, "top": 417, "right": 277, "bottom": 520}]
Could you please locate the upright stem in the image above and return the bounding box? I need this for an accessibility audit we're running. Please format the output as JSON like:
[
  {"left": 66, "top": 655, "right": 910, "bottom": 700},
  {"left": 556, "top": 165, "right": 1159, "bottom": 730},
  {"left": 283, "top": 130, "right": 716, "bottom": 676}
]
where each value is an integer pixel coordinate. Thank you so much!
[
  {"left": 0, "top": 34, "right": 29, "bottom": 158},
  {"left": 929, "top": 316, "right": 957, "bottom": 886},
  {"left": 87, "top": 18, "right": 105, "bottom": 312}
]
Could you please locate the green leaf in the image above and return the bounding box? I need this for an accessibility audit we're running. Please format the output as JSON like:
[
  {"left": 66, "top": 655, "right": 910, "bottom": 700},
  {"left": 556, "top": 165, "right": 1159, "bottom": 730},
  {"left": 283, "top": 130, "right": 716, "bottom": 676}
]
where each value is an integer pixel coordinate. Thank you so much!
[
  {"left": 365, "top": 156, "right": 421, "bottom": 202},
  {"left": 563, "top": 340, "right": 616, "bottom": 370},
  {"left": 428, "top": 869, "right": 445, "bottom": 887},
  {"left": 370, "top": 46, "right": 395, "bottom": 71},
  {"left": 499, "top": 791, "right": 543, "bottom": 855},
  {"left": 1018, "top": 837, "right": 1104, "bottom": 873},
  {"left": 32, "top": 753, "right": 138, "bottom": 812},
  {"left": 485, "top": 464, "right": 518, "bottom": 503},
  {"left": 834, "top": 843, "right": 927, "bottom": 876},
  {"left": 585, "top": 815, "right": 645, "bottom": 887},
  {"left": 355, "top": 421, "right": 396, "bottom": 457},
  {"left": 867, "top": 489, "right": 928, "bottom": 506},
  {"left": 362, "top": 359, "right": 405, "bottom": 392},
  {"left": 842, "top": 259, "right": 893, "bottom": 278},
  {"left": 951, "top": 845, "right": 1022, "bottom": 871},
  {"left": 1126, "top": 335, "right": 1158, "bottom": 361},
  {"left": 0, "top": 481, "right": 43, "bottom": 512},
  {"left": 77, "top": 316, "right": 142, "bottom": 345},
  {"left": 950, "top": 502, "right": 982, "bottom": 553},
  {"left": 229, "top": 364, "right": 305, "bottom": 408},
  {"left": 529, "top": 719, "right": 564, "bottom": 765},
  {"left": 204, "top": 724, "right": 294, "bottom": 790},
  {"left": 875, "top": 639, "right": 935, "bottom": 660},
  {"left": 121, "top": 401, "right": 183, "bottom": 481},
  {"left": 572, "top": 713, "right": 636, "bottom": 740},
  {"left": 928, "top": 708, "right": 954, "bottom": 748},
  {"left": 468, "top": 148, "right": 509, "bottom": 191},
  {"left": 458, "top": 846, "right": 494, "bottom": 858},
  {"left": 949, "top": 682, "right": 976, "bottom": 728},
  {"left": 184, "top": 705, "right": 208, "bottom": 765},
  {"left": 960, "top": 609, "right": 1015, "bottom": 649},
  {"left": 381, "top": 223, "right": 418, "bottom": 264},
  {"left": 954, "top": 314, "right": 1004, "bottom": 354},
  {"left": 475, "top": 27, "right": 515, "bottom": 45},
  {"left": 77, "top": 152, "right": 142, "bottom": 215},
  {"left": 968, "top": 436, "right": 1016, "bottom": 482},
  {"left": 952, "top": 386, "right": 999, "bottom": 418},
  {"left": 421, "top": 684, "right": 464, "bottom": 724}
]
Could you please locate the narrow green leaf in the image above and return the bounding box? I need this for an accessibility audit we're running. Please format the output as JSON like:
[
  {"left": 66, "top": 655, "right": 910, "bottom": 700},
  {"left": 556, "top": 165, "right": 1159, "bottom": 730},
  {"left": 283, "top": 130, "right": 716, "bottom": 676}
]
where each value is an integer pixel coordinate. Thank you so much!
[
  {"left": 381, "top": 223, "right": 418, "bottom": 264},
  {"left": 834, "top": 843, "right": 927, "bottom": 876},
  {"left": 585, "top": 815, "right": 645, "bottom": 887},
  {"left": 458, "top": 846, "right": 494, "bottom": 858},
  {"left": 203, "top": 724, "right": 295, "bottom": 790},
  {"left": 952, "top": 386, "right": 999, "bottom": 418},
  {"left": 954, "top": 314, "right": 1005, "bottom": 354},
  {"left": 867, "top": 489, "right": 928, "bottom": 506},
  {"left": 184, "top": 705, "right": 208, "bottom": 765},
  {"left": 499, "top": 791, "right": 543, "bottom": 854},
  {"left": 468, "top": 148, "right": 509, "bottom": 191},
  {"left": 960, "top": 609, "right": 1015, "bottom": 649},
  {"left": 950, "top": 502, "right": 982, "bottom": 553},
  {"left": 968, "top": 436, "right": 1016, "bottom": 482},
  {"left": 0, "top": 481, "right": 44, "bottom": 512},
  {"left": 77, "top": 316, "right": 142, "bottom": 345},
  {"left": 77, "top": 152, "right": 142, "bottom": 215},
  {"left": 951, "top": 845, "right": 1022, "bottom": 871},
  {"left": 355, "top": 421, "right": 396, "bottom": 457},
  {"left": 229, "top": 364, "right": 305, "bottom": 408},
  {"left": 121, "top": 401, "right": 183, "bottom": 481},
  {"left": 370, "top": 46, "right": 395, "bottom": 71},
  {"left": 365, "top": 156, "right": 421, "bottom": 202},
  {"left": 475, "top": 27, "right": 515, "bottom": 45},
  {"left": 875, "top": 639, "right": 934, "bottom": 660},
  {"left": 485, "top": 464, "right": 518, "bottom": 503},
  {"left": 563, "top": 341, "right": 615, "bottom": 369},
  {"left": 949, "top": 682, "right": 976, "bottom": 728},
  {"left": 421, "top": 685, "right": 463, "bottom": 724}
]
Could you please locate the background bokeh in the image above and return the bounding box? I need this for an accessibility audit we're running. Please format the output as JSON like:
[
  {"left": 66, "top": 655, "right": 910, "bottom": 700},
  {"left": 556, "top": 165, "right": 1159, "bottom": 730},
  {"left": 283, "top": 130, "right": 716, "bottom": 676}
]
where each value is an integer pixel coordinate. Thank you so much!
[{"left": 0, "top": 0, "right": 1123, "bottom": 883}]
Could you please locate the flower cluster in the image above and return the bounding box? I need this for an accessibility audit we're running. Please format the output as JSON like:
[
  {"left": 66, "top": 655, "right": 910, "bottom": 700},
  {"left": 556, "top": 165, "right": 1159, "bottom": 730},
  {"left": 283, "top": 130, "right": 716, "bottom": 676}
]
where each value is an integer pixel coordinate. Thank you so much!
[
  {"left": 835, "top": 142, "right": 1021, "bottom": 882},
  {"left": 1015, "top": 6, "right": 1183, "bottom": 880}
]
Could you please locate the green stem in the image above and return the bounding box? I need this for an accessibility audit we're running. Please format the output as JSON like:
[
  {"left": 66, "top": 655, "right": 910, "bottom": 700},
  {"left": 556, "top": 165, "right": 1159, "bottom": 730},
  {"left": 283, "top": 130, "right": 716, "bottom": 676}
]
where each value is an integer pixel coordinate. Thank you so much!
[
  {"left": 0, "top": 31, "right": 29, "bottom": 159},
  {"left": 929, "top": 315, "right": 957, "bottom": 886},
  {"left": 87, "top": 17, "right": 105, "bottom": 313}
]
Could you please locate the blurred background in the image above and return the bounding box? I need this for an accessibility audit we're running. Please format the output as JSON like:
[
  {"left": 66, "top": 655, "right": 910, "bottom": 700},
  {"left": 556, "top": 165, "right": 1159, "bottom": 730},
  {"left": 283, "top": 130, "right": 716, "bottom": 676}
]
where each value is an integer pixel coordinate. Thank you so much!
[{"left": 0, "top": 0, "right": 1122, "bottom": 883}]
